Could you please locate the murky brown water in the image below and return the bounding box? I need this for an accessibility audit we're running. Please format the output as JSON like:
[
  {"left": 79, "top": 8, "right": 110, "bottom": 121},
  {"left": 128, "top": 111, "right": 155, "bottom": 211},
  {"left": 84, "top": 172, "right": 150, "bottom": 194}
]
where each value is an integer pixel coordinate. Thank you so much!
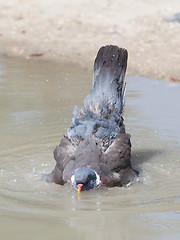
[{"left": 0, "top": 57, "right": 180, "bottom": 240}]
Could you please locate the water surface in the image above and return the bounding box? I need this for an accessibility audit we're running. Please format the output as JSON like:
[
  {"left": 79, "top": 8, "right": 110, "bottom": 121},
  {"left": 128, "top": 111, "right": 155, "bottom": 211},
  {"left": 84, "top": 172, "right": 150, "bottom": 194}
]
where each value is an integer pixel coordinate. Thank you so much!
[{"left": 0, "top": 57, "right": 180, "bottom": 240}]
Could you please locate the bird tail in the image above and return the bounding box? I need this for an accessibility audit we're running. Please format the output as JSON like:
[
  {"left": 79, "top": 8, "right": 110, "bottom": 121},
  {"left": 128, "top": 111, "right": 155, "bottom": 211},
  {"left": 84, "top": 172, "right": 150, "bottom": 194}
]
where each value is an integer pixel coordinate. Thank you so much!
[
  {"left": 84, "top": 45, "right": 128, "bottom": 119},
  {"left": 68, "top": 45, "right": 128, "bottom": 143}
]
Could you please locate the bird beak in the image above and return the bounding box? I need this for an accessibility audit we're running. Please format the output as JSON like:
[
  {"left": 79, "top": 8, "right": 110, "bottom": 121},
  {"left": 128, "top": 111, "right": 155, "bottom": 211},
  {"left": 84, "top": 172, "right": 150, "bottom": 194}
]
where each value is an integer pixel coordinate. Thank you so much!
[{"left": 77, "top": 183, "right": 83, "bottom": 193}]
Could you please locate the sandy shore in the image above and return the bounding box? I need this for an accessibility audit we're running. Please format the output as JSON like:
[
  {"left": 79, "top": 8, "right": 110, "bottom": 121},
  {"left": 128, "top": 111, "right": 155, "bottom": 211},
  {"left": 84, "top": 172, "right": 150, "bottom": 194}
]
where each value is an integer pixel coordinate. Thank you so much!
[{"left": 0, "top": 0, "right": 180, "bottom": 80}]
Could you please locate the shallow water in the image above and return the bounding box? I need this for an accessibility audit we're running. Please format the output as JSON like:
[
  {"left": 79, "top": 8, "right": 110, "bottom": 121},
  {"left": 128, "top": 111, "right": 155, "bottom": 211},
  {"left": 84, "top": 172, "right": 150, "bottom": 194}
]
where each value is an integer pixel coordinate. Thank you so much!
[{"left": 0, "top": 57, "right": 180, "bottom": 240}]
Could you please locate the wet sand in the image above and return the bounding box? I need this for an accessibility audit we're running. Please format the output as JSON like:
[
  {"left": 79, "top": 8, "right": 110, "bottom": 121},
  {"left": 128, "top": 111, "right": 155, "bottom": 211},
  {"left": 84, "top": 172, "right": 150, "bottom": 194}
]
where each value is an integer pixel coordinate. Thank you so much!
[{"left": 0, "top": 0, "right": 180, "bottom": 80}]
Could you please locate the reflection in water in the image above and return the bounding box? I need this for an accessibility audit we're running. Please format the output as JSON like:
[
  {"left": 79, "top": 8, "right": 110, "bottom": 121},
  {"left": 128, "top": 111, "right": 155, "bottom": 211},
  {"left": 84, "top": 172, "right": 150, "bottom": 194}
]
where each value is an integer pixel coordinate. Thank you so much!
[{"left": 0, "top": 57, "right": 180, "bottom": 240}]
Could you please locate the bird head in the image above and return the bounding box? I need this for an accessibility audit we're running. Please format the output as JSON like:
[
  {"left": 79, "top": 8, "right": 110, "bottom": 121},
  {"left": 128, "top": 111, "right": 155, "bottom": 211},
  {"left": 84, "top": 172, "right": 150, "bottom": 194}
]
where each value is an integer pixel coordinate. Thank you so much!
[{"left": 71, "top": 166, "right": 101, "bottom": 193}]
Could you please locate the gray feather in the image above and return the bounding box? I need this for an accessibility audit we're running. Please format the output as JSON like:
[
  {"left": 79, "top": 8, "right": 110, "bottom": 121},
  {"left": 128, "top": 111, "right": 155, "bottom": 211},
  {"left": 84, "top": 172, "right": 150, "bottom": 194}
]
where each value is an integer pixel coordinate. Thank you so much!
[{"left": 68, "top": 45, "right": 128, "bottom": 146}]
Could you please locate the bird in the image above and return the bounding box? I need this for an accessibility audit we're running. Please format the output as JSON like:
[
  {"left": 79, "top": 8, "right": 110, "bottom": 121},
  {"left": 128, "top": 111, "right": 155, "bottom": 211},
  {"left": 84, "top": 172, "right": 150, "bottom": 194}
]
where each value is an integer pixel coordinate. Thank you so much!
[{"left": 43, "top": 45, "right": 139, "bottom": 192}]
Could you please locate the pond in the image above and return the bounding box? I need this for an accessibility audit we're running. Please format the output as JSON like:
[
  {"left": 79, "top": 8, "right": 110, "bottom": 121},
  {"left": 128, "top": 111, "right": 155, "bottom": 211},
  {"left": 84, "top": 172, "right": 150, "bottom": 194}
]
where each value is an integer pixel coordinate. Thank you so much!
[{"left": 0, "top": 56, "right": 180, "bottom": 240}]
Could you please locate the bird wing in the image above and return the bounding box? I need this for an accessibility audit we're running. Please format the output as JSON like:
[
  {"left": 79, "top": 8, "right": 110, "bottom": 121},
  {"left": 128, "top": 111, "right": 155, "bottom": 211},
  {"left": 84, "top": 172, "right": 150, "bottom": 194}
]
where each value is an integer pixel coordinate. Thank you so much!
[
  {"left": 42, "top": 137, "right": 75, "bottom": 184},
  {"left": 102, "top": 133, "right": 132, "bottom": 172},
  {"left": 101, "top": 133, "right": 138, "bottom": 186}
]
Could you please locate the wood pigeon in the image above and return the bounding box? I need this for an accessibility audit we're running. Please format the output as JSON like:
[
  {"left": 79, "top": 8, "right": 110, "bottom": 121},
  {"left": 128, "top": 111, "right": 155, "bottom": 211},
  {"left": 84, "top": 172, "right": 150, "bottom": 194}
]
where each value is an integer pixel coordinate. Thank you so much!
[{"left": 43, "top": 45, "right": 139, "bottom": 192}]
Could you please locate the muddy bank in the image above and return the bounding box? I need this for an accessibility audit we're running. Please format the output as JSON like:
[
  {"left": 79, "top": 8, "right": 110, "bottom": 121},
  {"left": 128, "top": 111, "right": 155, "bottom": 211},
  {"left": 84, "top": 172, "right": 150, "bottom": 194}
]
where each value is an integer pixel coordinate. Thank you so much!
[{"left": 0, "top": 0, "right": 180, "bottom": 80}]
